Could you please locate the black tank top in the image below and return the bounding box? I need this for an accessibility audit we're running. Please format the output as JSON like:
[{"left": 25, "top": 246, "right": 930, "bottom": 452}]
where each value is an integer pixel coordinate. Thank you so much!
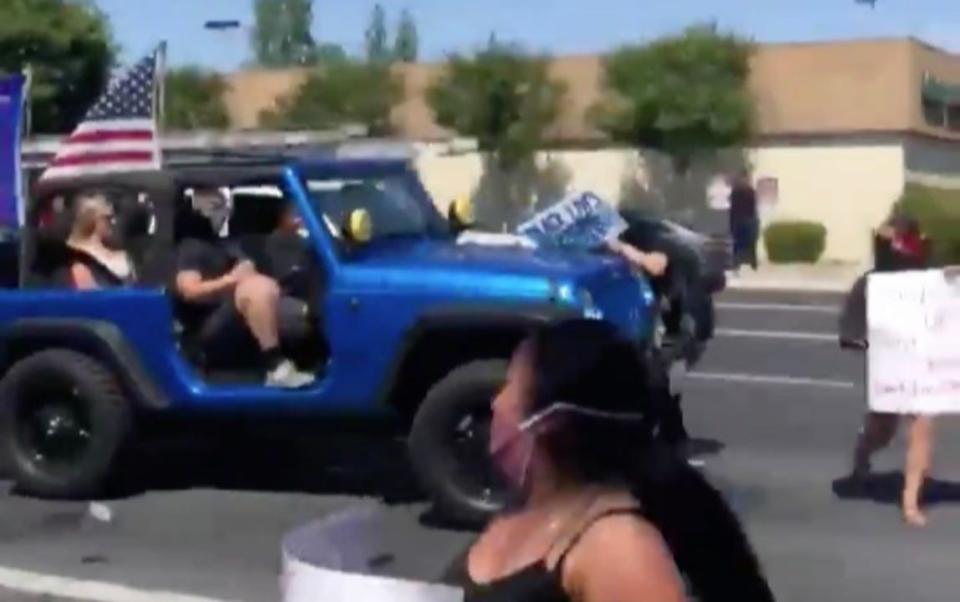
[
  {"left": 445, "top": 507, "right": 644, "bottom": 602},
  {"left": 65, "top": 248, "right": 135, "bottom": 288}
]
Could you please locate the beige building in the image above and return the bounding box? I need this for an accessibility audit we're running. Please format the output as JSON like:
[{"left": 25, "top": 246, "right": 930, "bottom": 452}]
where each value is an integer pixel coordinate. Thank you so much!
[{"left": 222, "top": 38, "right": 960, "bottom": 264}]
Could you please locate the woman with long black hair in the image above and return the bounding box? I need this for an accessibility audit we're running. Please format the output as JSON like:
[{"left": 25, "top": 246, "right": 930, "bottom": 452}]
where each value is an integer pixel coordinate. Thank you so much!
[{"left": 446, "top": 318, "right": 774, "bottom": 601}]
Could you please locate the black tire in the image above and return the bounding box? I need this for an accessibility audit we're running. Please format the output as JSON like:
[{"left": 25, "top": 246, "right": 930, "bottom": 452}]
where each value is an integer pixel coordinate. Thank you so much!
[
  {"left": 409, "top": 360, "right": 510, "bottom": 525},
  {"left": 0, "top": 350, "right": 132, "bottom": 499}
]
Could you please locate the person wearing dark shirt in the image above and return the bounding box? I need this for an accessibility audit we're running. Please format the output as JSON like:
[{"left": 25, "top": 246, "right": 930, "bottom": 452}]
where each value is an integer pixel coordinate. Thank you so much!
[
  {"left": 264, "top": 204, "right": 310, "bottom": 285},
  {"left": 842, "top": 212, "right": 935, "bottom": 527},
  {"left": 728, "top": 171, "right": 759, "bottom": 271},
  {"left": 174, "top": 188, "right": 315, "bottom": 389}
]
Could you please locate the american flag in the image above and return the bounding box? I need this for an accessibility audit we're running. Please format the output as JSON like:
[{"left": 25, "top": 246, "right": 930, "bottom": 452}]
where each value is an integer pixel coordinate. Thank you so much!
[{"left": 40, "top": 45, "right": 165, "bottom": 181}]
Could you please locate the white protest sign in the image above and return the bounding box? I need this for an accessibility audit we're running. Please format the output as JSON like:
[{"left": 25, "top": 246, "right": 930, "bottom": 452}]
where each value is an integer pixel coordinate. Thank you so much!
[
  {"left": 868, "top": 269, "right": 960, "bottom": 414},
  {"left": 281, "top": 505, "right": 464, "bottom": 602},
  {"left": 706, "top": 175, "right": 731, "bottom": 211}
]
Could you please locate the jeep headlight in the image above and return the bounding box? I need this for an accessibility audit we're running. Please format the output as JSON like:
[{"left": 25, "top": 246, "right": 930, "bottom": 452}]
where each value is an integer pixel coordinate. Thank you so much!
[
  {"left": 554, "top": 283, "right": 603, "bottom": 320},
  {"left": 579, "top": 289, "right": 604, "bottom": 320}
]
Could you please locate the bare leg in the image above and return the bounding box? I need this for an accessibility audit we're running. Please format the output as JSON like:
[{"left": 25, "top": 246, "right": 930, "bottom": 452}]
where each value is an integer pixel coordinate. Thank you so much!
[
  {"left": 234, "top": 275, "right": 281, "bottom": 351},
  {"left": 234, "top": 274, "right": 315, "bottom": 389},
  {"left": 902, "top": 415, "right": 935, "bottom": 527},
  {"left": 851, "top": 412, "right": 899, "bottom": 477}
]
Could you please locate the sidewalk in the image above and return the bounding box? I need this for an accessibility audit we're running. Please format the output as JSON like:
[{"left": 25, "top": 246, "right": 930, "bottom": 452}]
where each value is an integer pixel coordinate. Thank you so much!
[{"left": 726, "top": 262, "right": 863, "bottom": 293}]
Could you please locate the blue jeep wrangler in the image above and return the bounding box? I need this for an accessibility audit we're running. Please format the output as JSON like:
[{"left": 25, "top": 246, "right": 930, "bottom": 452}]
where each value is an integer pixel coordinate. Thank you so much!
[{"left": 0, "top": 155, "right": 660, "bottom": 521}]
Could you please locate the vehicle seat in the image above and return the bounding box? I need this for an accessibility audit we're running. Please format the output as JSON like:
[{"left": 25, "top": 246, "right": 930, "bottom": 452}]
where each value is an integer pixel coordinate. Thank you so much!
[
  {"left": 228, "top": 195, "right": 284, "bottom": 273},
  {"left": 23, "top": 199, "right": 75, "bottom": 288},
  {"left": 113, "top": 195, "right": 154, "bottom": 277}
]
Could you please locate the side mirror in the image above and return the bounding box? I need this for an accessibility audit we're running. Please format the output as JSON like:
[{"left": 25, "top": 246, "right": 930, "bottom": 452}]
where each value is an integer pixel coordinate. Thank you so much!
[
  {"left": 448, "top": 197, "right": 475, "bottom": 230},
  {"left": 343, "top": 209, "right": 372, "bottom": 244}
]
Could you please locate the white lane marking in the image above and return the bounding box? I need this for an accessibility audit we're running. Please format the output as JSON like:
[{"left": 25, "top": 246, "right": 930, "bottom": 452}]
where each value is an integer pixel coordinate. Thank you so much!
[
  {"left": 716, "top": 328, "right": 837, "bottom": 342},
  {"left": 688, "top": 371, "right": 856, "bottom": 389},
  {"left": 0, "top": 566, "right": 234, "bottom": 602},
  {"left": 717, "top": 302, "right": 840, "bottom": 314}
]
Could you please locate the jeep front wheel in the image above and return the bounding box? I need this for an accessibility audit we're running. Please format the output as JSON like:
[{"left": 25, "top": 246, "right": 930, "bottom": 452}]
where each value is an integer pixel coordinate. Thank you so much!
[
  {"left": 408, "top": 360, "right": 511, "bottom": 525},
  {"left": 0, "top": 350, "right": 131, "bottom": 499}
]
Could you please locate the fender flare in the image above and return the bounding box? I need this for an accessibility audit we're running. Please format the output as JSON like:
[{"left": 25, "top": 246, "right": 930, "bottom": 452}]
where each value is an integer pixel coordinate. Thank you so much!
[
  {"left": 1, "top": 318, "right": 168, "bottom": 410},
  {"left": 376, "top": 303, "right": 580, "bottom": 406}
]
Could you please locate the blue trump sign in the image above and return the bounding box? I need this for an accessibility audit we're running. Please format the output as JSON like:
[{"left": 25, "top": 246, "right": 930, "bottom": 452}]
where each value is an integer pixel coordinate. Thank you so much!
[
  {"left": 0, "top": 73, "right": 26, "bottom": 230},
  {"left": 517, "top": 191, "right": 627, "bottom": 250}
]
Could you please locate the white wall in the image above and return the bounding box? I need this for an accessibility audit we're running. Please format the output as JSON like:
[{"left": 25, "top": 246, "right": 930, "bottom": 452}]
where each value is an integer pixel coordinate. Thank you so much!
[
  {"left": 413, "top": 137, "right": 909, "bottom": 264},
  {"left": 750, "top": 138, "right": 906, "bottom": 264},
  {"left": 413, "top": 146, "right": 647, "bottom": 212}
]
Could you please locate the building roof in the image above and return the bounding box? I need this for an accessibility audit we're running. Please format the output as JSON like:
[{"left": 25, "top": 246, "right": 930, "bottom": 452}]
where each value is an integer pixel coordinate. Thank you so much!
[{"left": 222, "top": 37, "right": 960, "bottom": 143}]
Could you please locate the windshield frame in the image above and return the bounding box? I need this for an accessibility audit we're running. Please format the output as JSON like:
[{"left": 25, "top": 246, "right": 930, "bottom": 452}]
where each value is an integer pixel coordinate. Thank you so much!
[{"left": 299, "top": 164, "right": 450, "bottom": 249}]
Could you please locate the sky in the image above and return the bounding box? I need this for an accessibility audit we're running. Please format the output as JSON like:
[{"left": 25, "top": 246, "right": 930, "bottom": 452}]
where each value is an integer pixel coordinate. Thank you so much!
[{"left": 94, "top": 0, "right": 960, "bottom": 70}]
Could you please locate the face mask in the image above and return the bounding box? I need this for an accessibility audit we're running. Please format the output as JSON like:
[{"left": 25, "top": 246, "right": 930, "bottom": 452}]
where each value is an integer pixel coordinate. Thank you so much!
[
  {"left": 490, "top": 402, "right": 647, "bottom": 493},
  {"left": 490, "top": 411, "right": 537, "bottom": 492}
]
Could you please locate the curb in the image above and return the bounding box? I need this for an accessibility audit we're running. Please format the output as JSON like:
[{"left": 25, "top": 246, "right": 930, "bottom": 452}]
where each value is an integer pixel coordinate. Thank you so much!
[{"left": 726, "top": 279, "right": 853, "bottom": 293}]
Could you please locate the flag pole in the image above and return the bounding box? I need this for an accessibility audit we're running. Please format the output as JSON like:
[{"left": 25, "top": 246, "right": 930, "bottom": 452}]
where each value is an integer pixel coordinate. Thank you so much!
[
  {"left": 17, "top": 67, "right": 32, "bottom": 229},
  {"left": 154, "top": 41, "right": 168, "bottom": 166},
  {"left": 21, "top": 66, "right": 32, "bottom": 139},
  {"left": 155, "top": 41, "right": 168, "bottom": 133}
]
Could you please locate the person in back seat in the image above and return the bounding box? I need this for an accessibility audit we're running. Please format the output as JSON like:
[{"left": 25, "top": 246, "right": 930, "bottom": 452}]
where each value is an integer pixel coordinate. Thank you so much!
[
  {"left": 65, "top": 191, "right": 137, "bottom": 289},
  {"left": 174, "top": 187, "right": 315, "bottom": 389}
]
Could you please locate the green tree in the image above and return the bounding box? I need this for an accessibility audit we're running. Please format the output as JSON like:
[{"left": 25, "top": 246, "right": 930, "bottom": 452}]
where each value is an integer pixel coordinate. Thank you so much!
[
  {"left": 393, "top": 8, "right": 419, "bottom": 62},
  {"left": 365, "top": 3, "right": 390, "bottom": 63},
  {"left": 0, "top": 0, "right": 114, "bottom": 133},
  {"left": 163, "top": 67, "right": 230, "bottom": 131},
  {"left": 427, "top": 40, "right": 566, "bottom": 226},
  {"left": 259, "top": 60, "right": 401, "bottom": 135},
  {"left": 591, "top": 25, "right": 754, "bottom": 172},
  {"left": 251, "top": 0, "right": 317, "bottom": 67},
  {"left": 315, "top": 42, "right": 347, "bottom": 65},
  {"left": 427, "top": 40, "right": 565, "bottom": 170}
]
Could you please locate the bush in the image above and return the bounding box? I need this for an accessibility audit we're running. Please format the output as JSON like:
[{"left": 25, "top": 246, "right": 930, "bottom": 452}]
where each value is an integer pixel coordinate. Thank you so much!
[
  {"left": 763, "top": 221, "right": 827, "bottom": 264},
  {"left": 895, "top": 185, "right": 960, "bottom": 266}
]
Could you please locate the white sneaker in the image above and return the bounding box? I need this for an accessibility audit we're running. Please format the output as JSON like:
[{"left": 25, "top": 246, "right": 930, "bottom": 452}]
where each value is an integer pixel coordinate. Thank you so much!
[{"left": 266, "top": 359, "right": 316, "bottom": 389}]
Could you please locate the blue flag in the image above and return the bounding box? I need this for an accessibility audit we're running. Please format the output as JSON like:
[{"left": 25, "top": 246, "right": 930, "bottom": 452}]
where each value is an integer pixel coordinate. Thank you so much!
[{"left": 0, "top": 73, "right": 27, "bottom": 230}]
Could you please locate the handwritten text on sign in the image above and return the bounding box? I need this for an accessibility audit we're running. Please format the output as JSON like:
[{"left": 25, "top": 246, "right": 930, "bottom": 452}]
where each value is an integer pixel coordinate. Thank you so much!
[{"left": 868, "top": 269, "right": 960, "bottom": 414}]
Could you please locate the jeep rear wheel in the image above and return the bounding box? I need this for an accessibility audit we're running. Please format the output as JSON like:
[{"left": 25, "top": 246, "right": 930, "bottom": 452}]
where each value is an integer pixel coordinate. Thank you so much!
[
  {"left": 0, "top": 350, "right": 131, "bottom": 499},
  {"left": 409, "top": 360, "right": 511, "bottom": 525}
]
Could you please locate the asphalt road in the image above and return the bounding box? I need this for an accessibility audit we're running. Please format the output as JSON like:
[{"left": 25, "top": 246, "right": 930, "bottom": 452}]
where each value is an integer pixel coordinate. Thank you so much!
[{"left": 2, "top": 289, "right": 960, "bottom": 601}]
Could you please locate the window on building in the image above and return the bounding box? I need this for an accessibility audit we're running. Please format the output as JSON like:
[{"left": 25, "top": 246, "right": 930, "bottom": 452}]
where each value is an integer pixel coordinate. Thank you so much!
[
  {"left": 923, "top": 96, "right": 947, "bottom": 128},
  {"left": 922, "top": 75, "right": 960, "bottom": 131},
  {"left": 947, "top": 104, "right": 960, "bottom": 132}
]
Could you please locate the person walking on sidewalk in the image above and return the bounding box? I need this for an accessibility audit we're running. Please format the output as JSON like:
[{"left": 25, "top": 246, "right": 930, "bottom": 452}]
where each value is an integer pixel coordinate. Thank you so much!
[{"left": 729, "top": 171, "right": 759, "bottom": 272}]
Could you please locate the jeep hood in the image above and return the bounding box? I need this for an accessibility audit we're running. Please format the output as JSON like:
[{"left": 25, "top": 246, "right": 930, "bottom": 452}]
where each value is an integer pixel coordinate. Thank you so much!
[{"left": 347, "top": 238, "right": 633, "bottom": 284}]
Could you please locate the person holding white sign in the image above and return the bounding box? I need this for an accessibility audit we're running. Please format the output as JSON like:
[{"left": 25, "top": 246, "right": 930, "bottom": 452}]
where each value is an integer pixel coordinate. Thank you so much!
[
  {"left": 850, "top": 274, "right": 955, "bottom": 528},
  {"left": 445, "top": 319, "right": 774, "bottom": 602}
]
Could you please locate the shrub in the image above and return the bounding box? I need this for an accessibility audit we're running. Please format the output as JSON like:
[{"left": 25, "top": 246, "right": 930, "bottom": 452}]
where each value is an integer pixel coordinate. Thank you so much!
[
  {"left": 895, "top": 185, "right": 960, "bottom": 266},
  {"left": 763, "top": 221, "right": 827, "bottom": 264}
]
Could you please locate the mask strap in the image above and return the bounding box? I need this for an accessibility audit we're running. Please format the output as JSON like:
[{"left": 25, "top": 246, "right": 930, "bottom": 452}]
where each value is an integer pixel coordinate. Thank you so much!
[{"left": 518, "top": 402, "right": 647, "bottom": 432}]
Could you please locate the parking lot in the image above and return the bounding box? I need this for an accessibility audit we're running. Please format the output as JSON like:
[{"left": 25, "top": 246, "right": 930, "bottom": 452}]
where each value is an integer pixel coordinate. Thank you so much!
[{"left": 1, "top": 289, "right": 959, "bottom": 602}]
